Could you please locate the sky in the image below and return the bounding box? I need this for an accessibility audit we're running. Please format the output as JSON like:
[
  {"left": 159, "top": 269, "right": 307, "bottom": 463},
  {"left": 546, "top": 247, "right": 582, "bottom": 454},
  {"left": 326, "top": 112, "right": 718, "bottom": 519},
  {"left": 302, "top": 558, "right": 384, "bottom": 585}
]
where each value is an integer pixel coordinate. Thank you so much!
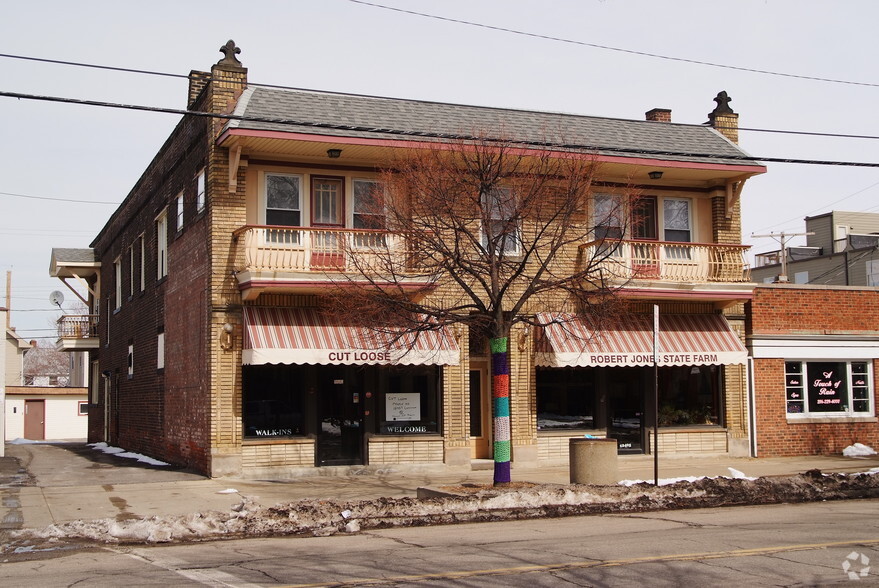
[{"left": 1, "top": 0, "right": 878, "bottom": 342}]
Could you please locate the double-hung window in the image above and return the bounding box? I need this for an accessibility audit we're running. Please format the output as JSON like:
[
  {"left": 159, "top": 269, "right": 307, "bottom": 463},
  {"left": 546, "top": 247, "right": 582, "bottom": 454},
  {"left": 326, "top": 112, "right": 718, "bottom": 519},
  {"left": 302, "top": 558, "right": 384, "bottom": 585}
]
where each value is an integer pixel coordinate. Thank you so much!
[
  {"left": 156, "top": 209, "right": 168, "bottom": 279},
  {"left": 481, "top": 187, "right": 519, "bottom": 255},
  {"left": 663, "top": 198, "right": 692, "bottom": 260},
  {"left": 114, "top": 257, "right": 122, "bottom": 310},
  {"left": 265, "top": 173, "right": 301, "bottom": 244},
  {"left": 175, "top": 192, "right": 184, "bottom": 231},
  {"left": 593, "top": 193, "right": 623, "bottom": 256},
  {"left": 785, "top": 360, "right": 873, "bottom": 417},
  {"left": 353, "top": 179, "right": 386, "bottom": 248},
  {"left": 195, "top": 169, "right": 206, "bottom": 212}
]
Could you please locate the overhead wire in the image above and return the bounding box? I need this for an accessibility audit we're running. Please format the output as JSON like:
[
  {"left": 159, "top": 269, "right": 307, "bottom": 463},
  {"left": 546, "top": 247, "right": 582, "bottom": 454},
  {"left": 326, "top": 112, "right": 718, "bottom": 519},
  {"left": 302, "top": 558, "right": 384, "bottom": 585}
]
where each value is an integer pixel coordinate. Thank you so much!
[
  {"left": 2, "top": 89, "right": 879, "bottom": 169},
  {"left": 346, "top": 0, "right": 879, "bottom": 88}
]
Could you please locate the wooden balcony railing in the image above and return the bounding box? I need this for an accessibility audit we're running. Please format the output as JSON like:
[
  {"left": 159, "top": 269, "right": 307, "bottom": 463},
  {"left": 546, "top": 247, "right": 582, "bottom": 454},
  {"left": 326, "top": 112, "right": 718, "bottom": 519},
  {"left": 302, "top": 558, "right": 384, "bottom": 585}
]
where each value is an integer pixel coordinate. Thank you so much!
[
  {"left": 57, "top": 314, "right": 99, "bottom": 339},
  {"left": 233, "top": 226, "right": 407, "bottom": 274},
  {"left": 579, "top": 240, "right": 751, "bottom": 283}
]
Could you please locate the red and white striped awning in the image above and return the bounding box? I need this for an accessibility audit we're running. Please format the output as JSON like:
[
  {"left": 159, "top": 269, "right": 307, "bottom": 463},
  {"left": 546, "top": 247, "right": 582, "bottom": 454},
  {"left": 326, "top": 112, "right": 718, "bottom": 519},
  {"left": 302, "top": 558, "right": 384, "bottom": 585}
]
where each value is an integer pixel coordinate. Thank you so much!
[
  {"left": 535, "top": 312, "right": 747, "bottom": 368},
  {"left": 243, "top": 307, "right": 460, "bottom": 366}
]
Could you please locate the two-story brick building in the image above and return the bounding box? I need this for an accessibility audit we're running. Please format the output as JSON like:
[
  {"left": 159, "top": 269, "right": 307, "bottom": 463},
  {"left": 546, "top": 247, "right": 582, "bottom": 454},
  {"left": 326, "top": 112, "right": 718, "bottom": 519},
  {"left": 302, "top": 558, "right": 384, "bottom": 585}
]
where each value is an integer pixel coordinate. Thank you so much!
[{"left": 51, "top": 42, "right": 767, "bottom": 477}]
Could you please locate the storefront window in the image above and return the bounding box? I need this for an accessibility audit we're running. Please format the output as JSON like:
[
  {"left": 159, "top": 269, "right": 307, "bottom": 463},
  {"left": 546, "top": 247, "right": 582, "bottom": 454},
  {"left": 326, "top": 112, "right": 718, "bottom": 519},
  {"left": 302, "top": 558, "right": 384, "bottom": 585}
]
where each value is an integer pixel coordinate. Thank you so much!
[
  {"left": 378, "top": 366, "right": 441, "bottom": 434},
  {"left": 658, "top": 365, "right": 720, "bottom": 426},
  {"left": 785, "top": 360, "right": 873, "bottom": 417},
  {"left": 536, "top": 368, "right": 596, "bottom": 430},
  {"left": 242, "top": 365, "right": 305, "bottom": 438}
]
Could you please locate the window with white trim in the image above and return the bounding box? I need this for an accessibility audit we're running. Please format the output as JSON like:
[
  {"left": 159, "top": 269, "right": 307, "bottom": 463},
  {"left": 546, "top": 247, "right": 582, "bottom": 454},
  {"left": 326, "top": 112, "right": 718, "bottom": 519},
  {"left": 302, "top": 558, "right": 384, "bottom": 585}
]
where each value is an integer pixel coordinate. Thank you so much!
[
  {"left": 114, "top": 257, "right": 122, "bottom": 310},
  {"left": 593, "top": 193, "right": 623, "bottom": 256},
  {"left": 127, "top": 343, "right": 134, "bottom": 379},
  {"left": 353, "top": 179, "right": 385, "bottom": 230},
  {"left": 175, "top": 192, "right": 184, "bottom": 231},
  {"left": 129, "top": 245, "right": 135, "bottom": 299},
  {"left": 195, "top": 169, "right": 206, "bottom": 212},
  {"left": 663, "top": 198, "right": 692, "bottom": 242},
  {"left": 157, "top": 331, "right": 165, "bottom": 370},
  {"left": 156, "top": 209, "right": 168, "bottom": 279},
  {"left": 138, "top": 234, "right": 146, "bottom": 291},
  {"left": 265, "top": 173, "right": 302, "bottom": 244},
  {"left": 481, "top": 187, "right": 519, "bottom": 255},
  {"left": 785, "top": 360, "right": 873, "bottom": 417}
]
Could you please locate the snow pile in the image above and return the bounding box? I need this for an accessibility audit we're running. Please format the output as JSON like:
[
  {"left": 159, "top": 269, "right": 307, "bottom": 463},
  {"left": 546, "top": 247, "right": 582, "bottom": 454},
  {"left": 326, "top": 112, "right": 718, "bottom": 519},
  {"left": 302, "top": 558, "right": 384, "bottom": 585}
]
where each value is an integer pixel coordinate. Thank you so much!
[
  {"left": 843, "top": 443, "right": 878, "bottom": 457},
  {"left": 8, "top": 438, "right": 49, "bottom": 445},
  {"left": 618, "top": 466, "right": 755, "bottom": 487},
  {"left": 5, "top": 469, "right": 879, "bottom": 552},
  {"left": 88, "top": 442, "right": 169, "bottom": 466}
]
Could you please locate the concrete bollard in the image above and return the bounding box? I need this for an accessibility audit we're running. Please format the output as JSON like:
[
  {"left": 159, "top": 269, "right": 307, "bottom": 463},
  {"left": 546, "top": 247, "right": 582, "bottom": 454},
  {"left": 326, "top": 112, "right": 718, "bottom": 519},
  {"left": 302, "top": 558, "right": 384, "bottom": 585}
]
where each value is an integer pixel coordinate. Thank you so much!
[{"left": 569, "top": 438, "right": 619, "bottom": 485}]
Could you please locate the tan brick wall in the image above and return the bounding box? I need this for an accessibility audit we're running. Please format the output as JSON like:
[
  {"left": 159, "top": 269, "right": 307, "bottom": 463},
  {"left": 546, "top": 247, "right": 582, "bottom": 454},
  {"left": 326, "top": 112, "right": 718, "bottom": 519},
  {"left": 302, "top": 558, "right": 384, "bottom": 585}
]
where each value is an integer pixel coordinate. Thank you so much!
[
  {"left": 656, "top": 430, "right": 728, "bottom": 453},
  {"left": 368, "top": 438, "right": 445, "bottom": 464},
  {"left": 242, "top": 440, "right": 315, "bottom": 469}
]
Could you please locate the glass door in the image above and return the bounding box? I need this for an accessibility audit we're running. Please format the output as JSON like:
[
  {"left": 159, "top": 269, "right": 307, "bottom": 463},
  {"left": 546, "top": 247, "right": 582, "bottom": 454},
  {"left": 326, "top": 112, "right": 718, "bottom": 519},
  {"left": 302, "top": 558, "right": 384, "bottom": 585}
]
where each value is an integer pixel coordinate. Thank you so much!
[
  {"left": 311, "top": 177, "right": 345, "bottom": 269},
  {"left": 316, "top": 367, "right": 364, "bottom": 466}
]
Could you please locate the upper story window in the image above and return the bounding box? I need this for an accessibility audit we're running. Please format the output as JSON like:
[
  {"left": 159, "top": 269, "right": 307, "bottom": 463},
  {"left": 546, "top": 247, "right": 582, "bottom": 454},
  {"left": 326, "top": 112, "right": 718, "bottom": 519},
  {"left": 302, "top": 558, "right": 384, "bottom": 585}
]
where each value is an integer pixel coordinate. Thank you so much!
[
  {"left": 353, "top": 179, "right": 386, "bottom": 230},
  {"left": 265, "top": 173, "right": 301, "bottom": 227},
  {"left": 114, "top": 257, "right": 122, "bottom": 310},
  {"left": 138, "top": 234, "right": 146, "bottom": 292},
  {"left": 631, "top": 196, "right": 658, "bottom": 240},
  {"left": 156, "top": 209, "right": 168, "bottom": 279},
  {"left": 311, "top": 177, "right": 344, "bottom": 227},
  {"left": 175, "top": 192, "right": 184, "bottom": 231},
  {"left": 663, "top": 198, "right": 692, "bottom": 243},
  {"left": 195, "top": 169, "right": 206, "bottom": 212},
  {"left": 593, "top": 193, "right": 623, "bottom": 256},
  {"left": 785, "top": 360, "right": 873, "bottom": 418},
  {"left": 128, "top": 246, "right": 135, "bottom": 299},
  {"left": 481, "top": 187, "right": 519, "bottom": 255}
]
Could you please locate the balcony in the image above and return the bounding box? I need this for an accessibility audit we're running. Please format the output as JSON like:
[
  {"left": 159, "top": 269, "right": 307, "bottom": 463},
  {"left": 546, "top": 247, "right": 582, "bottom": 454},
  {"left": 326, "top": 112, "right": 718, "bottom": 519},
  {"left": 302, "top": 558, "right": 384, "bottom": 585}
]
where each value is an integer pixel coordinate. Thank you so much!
[
  {"left": 578, "top": 240, "right": 753, "bottom": 304},
  {"left": 233, "top": 226, "right": 433, "bottom": 300},
  {"left": 56, "top": 314, "right": 99, "bottom": 351}
]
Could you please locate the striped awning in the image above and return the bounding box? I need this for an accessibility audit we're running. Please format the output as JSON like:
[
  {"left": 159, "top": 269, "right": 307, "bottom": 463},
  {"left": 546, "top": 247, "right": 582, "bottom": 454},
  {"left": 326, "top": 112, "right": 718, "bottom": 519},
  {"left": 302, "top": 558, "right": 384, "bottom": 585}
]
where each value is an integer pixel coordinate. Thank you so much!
[
  {"left": 535, "top": 312, "right": 747, "bottom": 368},
  {"left": 242, "top": 307, "right": 460, "bottom": 366}
]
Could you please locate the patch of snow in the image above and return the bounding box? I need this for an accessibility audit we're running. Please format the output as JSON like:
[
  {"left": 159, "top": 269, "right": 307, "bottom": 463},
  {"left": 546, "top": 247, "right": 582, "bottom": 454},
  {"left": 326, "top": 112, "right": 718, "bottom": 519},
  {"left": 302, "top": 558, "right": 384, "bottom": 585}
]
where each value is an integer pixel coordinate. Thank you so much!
[
  {"left": 8, "top": 438, "right": 47, "bottom": 445},
  {"left": 217, "top": 489, "right": 239, "bottom": 495},
  {"left": 340, "top": 509, "right": 352, "bottom": 519},
  {"left": 88, "top": 443, "right": 169, "bottom": 466},
  {"left": 728, "top": 467, "right": 755, "bottom": 480},
  {"left": 843, "top": 443, "right": 877, "bottom": 457}
]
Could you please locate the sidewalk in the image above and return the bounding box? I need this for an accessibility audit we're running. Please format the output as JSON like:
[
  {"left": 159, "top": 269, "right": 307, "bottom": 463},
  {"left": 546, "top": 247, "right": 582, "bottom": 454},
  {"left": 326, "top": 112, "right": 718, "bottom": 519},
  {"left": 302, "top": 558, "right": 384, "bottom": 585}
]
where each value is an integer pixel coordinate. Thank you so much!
[{"left": 2, "top": 442, "right": 879, "bottom": 532}]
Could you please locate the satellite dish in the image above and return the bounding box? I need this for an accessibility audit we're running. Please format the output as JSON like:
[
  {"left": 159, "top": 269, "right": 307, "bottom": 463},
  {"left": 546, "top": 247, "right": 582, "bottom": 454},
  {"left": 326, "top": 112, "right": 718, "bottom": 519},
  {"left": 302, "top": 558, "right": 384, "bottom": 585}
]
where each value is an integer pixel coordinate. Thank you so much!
[{"left": 49, "top": 290, "right": 65, "bottom": 308}]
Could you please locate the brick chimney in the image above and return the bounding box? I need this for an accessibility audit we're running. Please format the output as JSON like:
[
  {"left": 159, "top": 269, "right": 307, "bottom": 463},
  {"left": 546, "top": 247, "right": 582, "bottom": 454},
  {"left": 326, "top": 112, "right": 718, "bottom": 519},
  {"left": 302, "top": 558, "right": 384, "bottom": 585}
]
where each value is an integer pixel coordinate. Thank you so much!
[
  {"left": 188, "top": 70, "right": 212, "bottom": 109},
  {"left": 707, "top": 91, "right": 739, "bottom": 144},
  {"left": 645, "top": 108, "right": 672, "bottom": 122}
]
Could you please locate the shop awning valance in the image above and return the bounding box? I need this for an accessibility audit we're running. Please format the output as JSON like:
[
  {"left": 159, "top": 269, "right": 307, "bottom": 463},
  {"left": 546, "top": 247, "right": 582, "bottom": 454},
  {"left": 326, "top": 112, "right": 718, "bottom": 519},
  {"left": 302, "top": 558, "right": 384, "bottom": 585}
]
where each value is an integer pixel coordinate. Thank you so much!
[
  {"left": 535, "top": 312, "right": 747, "bottom": 368},
  {"left": 242, "top": 307, "right": 460, "bottom": 366}
]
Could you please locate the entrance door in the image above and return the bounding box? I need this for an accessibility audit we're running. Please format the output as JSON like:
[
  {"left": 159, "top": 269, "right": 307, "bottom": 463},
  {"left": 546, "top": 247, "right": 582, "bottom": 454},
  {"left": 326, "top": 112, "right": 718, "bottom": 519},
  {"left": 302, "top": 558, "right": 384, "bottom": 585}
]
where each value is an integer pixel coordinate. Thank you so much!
[
  {"left": 606, "top": 368, "right": 646, "bottom": 454},
  {"left": 469, "top": 367, "right": 492, "bottom": 459},
  {"left": 311, "top": 177, "right": 346, "bottom": 269},
  {"left": 316, "top": 368, "right": 364, "bottom": 466},
  {"left": 24, "top": 399, "right": 45, "bottom": 440}
]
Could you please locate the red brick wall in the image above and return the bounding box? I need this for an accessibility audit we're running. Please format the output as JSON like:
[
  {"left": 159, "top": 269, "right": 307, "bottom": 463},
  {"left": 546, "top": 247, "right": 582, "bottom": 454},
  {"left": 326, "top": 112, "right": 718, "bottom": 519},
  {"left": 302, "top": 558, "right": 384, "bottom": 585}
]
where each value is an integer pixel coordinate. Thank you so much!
[
  {"left": 749, "top": 286, "right": 879, "bottom": 457},
  {"left": 90, "top": 109, "right": 212, "bottom": 472}
]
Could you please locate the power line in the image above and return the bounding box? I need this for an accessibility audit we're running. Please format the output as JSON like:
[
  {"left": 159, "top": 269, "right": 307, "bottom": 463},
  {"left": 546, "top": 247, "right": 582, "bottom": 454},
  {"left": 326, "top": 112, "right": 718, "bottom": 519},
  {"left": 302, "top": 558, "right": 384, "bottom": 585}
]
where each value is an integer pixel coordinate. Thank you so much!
[
  {"left": 751, "top": 179, "right": 879, "bottom": 233},
  {"left": 3, "top": 52, "right": 879, "bottom": 142},
  {"left": 0, "top": 190, "right": 119, "bottom": 205},
  {"left": 346, "top": 0, "right": 879, "bottom": 88},
  {"left": 3, "top": 89, "right": 879, "bottom": 169}
]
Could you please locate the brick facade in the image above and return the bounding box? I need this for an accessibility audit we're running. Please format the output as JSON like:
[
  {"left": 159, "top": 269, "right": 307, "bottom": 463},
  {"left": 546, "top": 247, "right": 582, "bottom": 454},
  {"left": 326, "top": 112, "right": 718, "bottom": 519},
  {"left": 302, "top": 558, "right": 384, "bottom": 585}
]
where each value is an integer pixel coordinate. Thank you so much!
[{"left": 748, "top": 285, "right": 879, "bottom": 457}]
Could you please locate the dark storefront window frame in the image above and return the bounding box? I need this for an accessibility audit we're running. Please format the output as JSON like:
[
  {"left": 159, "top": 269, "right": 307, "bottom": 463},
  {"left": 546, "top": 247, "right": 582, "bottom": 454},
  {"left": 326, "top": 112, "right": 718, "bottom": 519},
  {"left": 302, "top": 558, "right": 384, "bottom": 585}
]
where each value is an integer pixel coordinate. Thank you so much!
[
  {"left": 242, "top": 364, "right": 307, "bottom": 439},
  {"left": 376, "top": 365, "right": 443, "bottom": 435},
  {"left": 535, "top": 367, "right": 598, "bottom": 431}
]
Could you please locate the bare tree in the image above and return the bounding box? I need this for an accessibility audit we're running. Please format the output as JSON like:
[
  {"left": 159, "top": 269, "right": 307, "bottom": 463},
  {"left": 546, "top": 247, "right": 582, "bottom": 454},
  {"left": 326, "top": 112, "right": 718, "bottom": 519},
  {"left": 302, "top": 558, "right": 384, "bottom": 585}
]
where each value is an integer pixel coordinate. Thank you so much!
[{"left": 328, "top": 136, "right": 638, "bottom": 485}]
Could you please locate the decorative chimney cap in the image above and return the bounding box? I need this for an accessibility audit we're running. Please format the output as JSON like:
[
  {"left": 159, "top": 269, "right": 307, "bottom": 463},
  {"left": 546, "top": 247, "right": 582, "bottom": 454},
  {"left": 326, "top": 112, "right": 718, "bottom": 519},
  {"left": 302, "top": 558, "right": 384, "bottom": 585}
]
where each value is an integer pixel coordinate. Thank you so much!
[
  {"left": 217, "top": 40, "right": 243, "bottom": 67},
  {"left": 710, "top": 91, "right": 736, "bottom": 116}
]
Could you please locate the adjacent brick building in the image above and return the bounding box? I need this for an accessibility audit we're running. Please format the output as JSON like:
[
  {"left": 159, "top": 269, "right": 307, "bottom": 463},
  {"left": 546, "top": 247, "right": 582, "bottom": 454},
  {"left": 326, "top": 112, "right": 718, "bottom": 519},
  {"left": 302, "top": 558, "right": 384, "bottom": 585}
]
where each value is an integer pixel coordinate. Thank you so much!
[
  {"left": 748, "top": 285, "right": 879, "bottom": 456},
  {"left": 50, "top": 42, "right": 768, "bottom": 476}
]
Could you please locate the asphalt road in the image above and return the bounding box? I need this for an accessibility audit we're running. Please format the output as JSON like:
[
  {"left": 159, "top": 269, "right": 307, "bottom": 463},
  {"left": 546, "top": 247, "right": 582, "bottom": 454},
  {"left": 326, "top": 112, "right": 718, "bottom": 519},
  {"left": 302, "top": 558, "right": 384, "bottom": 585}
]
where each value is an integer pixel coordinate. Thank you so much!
[{"left": 4, "top": 498, "right": 879, "bottom": 586}]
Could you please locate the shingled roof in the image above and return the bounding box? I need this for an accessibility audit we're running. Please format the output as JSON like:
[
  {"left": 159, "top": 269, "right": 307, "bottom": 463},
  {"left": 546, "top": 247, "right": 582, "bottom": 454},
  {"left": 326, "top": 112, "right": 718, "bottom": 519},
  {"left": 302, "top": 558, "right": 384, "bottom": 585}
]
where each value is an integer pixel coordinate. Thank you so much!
[{"left": 227, "top": 87, "right": 756, "bottom": 167}]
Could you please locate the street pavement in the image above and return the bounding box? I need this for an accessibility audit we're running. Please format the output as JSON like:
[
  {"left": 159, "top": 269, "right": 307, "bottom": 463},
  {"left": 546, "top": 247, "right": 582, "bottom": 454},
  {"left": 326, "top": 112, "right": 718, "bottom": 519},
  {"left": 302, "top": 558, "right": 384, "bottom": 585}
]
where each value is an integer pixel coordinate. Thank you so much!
[{"left": 2, "top": 441, "right": 879, "bottom": 532}]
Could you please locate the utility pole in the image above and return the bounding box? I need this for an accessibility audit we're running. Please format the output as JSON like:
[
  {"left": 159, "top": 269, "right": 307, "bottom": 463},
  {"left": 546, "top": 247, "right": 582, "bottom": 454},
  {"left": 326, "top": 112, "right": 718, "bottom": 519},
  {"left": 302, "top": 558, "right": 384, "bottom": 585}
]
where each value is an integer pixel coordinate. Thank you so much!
[
  {"left": 751, "top": 232, "right": 814, "bottom": 283},
  {"left": 5, "top": 270, "right": 10, "bottom": 329}
]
